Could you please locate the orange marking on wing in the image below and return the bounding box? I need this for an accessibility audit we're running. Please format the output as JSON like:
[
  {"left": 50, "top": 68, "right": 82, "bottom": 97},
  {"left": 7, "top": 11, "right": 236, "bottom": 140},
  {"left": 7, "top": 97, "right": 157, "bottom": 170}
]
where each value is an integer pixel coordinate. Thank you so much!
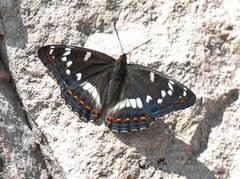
[
  {"left": 174, "top": 96, "right": 189, "bottom": 104},
  {"left": 92, "top": 109, "right": 100, "bottom": 117},
  {"left": 124, "top": 117, "right": 130, "bottom": 123},
  {"left": 140, "top": 116, "right": 147, "bottom": 121},
  {"left": 106, "top": 116, "right": 112, "bottom": 124},
  {"left": 86, "top": 105, "right": 91, "bottom": 111},
  {"left": 73, "top": 95, "right": 79, "bottom": 100},
  {"left": 114, "top": 118, "right": 121, "bottom": 123},
  {"left": 46, "top": 54, "right": 57, "bottom": 66},
  {"left": 66, "top": 89, "right": 73, "bottom": 96},
  {"left": 133, "top": 116, "right": 138, "bottom": 123},
  {"left": 79, "top": 99, "right": 84, "bottom": 106}
]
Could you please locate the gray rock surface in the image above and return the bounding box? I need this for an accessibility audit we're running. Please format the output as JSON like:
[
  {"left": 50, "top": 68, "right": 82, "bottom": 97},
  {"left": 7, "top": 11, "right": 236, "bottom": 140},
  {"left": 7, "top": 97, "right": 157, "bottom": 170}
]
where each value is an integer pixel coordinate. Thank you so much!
[{"left": 0, "top": 0, "right": 239, "bottom": 178}]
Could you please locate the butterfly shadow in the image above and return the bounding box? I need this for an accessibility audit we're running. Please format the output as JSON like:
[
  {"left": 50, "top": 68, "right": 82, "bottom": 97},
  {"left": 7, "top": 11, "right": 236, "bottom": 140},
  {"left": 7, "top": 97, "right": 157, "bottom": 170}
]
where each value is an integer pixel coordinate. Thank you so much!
[
  {"left": 114, "top": 119, "right": 216, "bottom": 178},
  {"left": 113, "top": 89, "right": 239, "bottom": 178}
]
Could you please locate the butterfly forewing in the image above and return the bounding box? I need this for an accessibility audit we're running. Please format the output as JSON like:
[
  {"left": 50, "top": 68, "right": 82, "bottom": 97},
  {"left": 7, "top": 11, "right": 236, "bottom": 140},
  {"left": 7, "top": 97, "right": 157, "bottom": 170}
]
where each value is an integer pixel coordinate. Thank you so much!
[
  {"left": 38, "top": 45, "right": 115, "bottom": 121},
  {"left": 38, "top": 45, "right": 115, "bottom": 87}
]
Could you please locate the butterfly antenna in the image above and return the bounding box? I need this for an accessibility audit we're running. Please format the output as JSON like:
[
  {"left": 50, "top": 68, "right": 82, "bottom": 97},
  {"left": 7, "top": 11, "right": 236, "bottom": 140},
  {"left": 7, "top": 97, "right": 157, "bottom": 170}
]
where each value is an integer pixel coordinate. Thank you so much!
[
  {"left": 114, "top": 21, "right": 124, "bottom": 54},
  {"left": 126, "top": 39, "right": 151, "bottom": 55}
]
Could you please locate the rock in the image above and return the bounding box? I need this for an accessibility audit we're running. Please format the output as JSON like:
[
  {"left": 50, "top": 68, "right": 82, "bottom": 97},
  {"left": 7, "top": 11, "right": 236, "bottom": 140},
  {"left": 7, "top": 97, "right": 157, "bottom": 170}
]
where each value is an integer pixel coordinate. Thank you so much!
[{"left": 0, "top": 0, "right": 239, "bottom": 178}]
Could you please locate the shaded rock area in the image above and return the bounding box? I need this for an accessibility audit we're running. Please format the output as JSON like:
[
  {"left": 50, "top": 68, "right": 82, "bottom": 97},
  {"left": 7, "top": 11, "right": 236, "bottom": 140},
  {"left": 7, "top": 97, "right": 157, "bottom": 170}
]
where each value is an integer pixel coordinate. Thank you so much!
[{"left": 0, "top": 0, "right": 239, "bottom": 178}]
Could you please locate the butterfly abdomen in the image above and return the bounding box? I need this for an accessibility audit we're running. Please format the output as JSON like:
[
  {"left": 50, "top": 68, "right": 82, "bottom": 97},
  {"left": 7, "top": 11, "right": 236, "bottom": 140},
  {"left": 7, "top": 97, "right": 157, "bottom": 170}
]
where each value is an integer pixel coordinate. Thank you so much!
[{"left": 104, "top": 54, "right": 127, "bottom": 106}]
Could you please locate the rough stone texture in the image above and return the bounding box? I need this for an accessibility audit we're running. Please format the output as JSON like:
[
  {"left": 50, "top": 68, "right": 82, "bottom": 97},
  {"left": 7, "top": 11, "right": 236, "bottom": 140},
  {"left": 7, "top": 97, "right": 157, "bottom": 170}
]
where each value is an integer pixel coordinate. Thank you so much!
[{"left": 0, "top": 0, "right": 239, "bottom": 178}]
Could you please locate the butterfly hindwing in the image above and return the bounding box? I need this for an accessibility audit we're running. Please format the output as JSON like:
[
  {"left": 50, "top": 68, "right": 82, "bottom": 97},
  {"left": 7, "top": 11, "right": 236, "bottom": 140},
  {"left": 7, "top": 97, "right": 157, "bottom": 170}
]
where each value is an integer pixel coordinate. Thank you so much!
[
  {"left": 61, "top": 70, "right": 112, "bottom": 121},
  {"left": 104, "top": 77, "right": 151, "bottom": 132},
  {"left": 104, "top": 64, "right": 196, "bottom": 132},
  {"left": 38, "top": 45, "right": 115, "bottom": 121}
]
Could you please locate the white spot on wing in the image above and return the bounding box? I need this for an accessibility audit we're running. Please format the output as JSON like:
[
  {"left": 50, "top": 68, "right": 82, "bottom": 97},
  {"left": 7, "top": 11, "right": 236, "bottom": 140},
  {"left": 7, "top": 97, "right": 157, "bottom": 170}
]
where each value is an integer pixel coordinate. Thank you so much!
[
  {"left": 169, "top": 80, "right": 174, "bottom": 85},
  {"left": 161, "top": 90, "right": 166, "bottom": 98},
  {"left": 82, "top": 82, "right": 92, "bottom": 90},
  {"left": 168, "top": 81, "right": 174, "bottom": 91},
  {"left": 73, "top": 111, "right": 80, "bottom": 117},
  {"left": 109, "top": 98, "right": 140, "bottom": 113},
  {"left": 126, "top": 99, "right": 131, "bottom": 108},
  {"left": 81, "top": 82, "right": 101, "bottom": 107},
  {"left": 49, "top": 49, "right": 54, "bottom": 54},
  {"left": 91, "top": 88, "right": 100, "bottom": 106},
  {"left": 66, "top": 69, "right": 71, "bottom": 75},
  {"left": 112, "top": 129, "right": 119, "bottom": 132},
  {"left": 63, "top": 51, "right": 71, "bottom": 56},
  {"left": 146, "top": 95, "right": 152, "bottom": 103},
  {"left": 129, "top": 99, "right": 137, "bottom": 108},
  {"left": 183, "top": 87, "right": 187, "bottom": 97},
  {"left": 66, "top": 61, "right": 73, "bottom": 67},
  {"left": 140, "top": 127, "right": 146, "bottom": 130},
  {"left": 150, "top": 72, "right": 155, "bottom": 82},
  {"left": 119, "top": 100, "right": 126, "bottom": 109},
  {"left": 76, "top": 73, "right": 82, "bottom": 81},
  {"left": 168, "top": 90, "right": 173, "bottom": 96},
  {"left": 157, "top": 98, "right": 163, "bottom": 104},
  {"left": 149, "top": 121, "right": 154, "bottom": 126},
  {"left": 84, "top": 52, "right": 92, "bottom": 61},
  {"left": 65, "top": 48, "right": 71, "bottom": 51},
  {"left": 61, "top": 57, "right": 67, "bottom": 62},
  {"left": 183, "top": 90, "right": 187, "bottom": 97},
  {"left": 50, "top": 46, "right": 55, "bottom": 49},
  {"left": 111, "top": 100, "right": 126, "bottom": 111},
  {"left": 136, "top": 98, "right": 143, "bottom": 109}
]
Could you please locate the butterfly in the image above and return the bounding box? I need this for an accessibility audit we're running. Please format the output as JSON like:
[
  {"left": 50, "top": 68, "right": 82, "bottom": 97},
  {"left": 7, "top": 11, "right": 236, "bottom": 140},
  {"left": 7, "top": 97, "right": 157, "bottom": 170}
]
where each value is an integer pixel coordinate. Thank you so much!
[{"left": 38, "top": 45, "right": 196, "bottom": 132}]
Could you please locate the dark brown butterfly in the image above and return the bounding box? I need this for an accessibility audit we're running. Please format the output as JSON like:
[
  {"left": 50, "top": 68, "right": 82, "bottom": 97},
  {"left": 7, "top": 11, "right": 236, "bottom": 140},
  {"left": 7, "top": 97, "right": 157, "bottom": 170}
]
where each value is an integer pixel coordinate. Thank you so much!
[{"left": 38, "top": 44, "right": 196, "bottom": 132}]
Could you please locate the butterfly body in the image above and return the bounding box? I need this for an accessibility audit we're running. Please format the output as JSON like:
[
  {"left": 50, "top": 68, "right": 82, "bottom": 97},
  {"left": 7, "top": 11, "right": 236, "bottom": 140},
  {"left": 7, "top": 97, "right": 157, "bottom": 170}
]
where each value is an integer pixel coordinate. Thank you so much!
[
  {"left": 38, "top": 45, "right": 196, "bottom": 132},
  {"left": 104, "top": 54, "right": 127, "bottom": 107}
]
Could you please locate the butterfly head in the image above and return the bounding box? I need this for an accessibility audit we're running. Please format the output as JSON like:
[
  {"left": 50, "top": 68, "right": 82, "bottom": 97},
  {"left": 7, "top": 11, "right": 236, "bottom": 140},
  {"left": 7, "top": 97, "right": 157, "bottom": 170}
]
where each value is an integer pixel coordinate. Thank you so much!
[{"left": 117, "top": 53, "right": 127, "bottom": 64}]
